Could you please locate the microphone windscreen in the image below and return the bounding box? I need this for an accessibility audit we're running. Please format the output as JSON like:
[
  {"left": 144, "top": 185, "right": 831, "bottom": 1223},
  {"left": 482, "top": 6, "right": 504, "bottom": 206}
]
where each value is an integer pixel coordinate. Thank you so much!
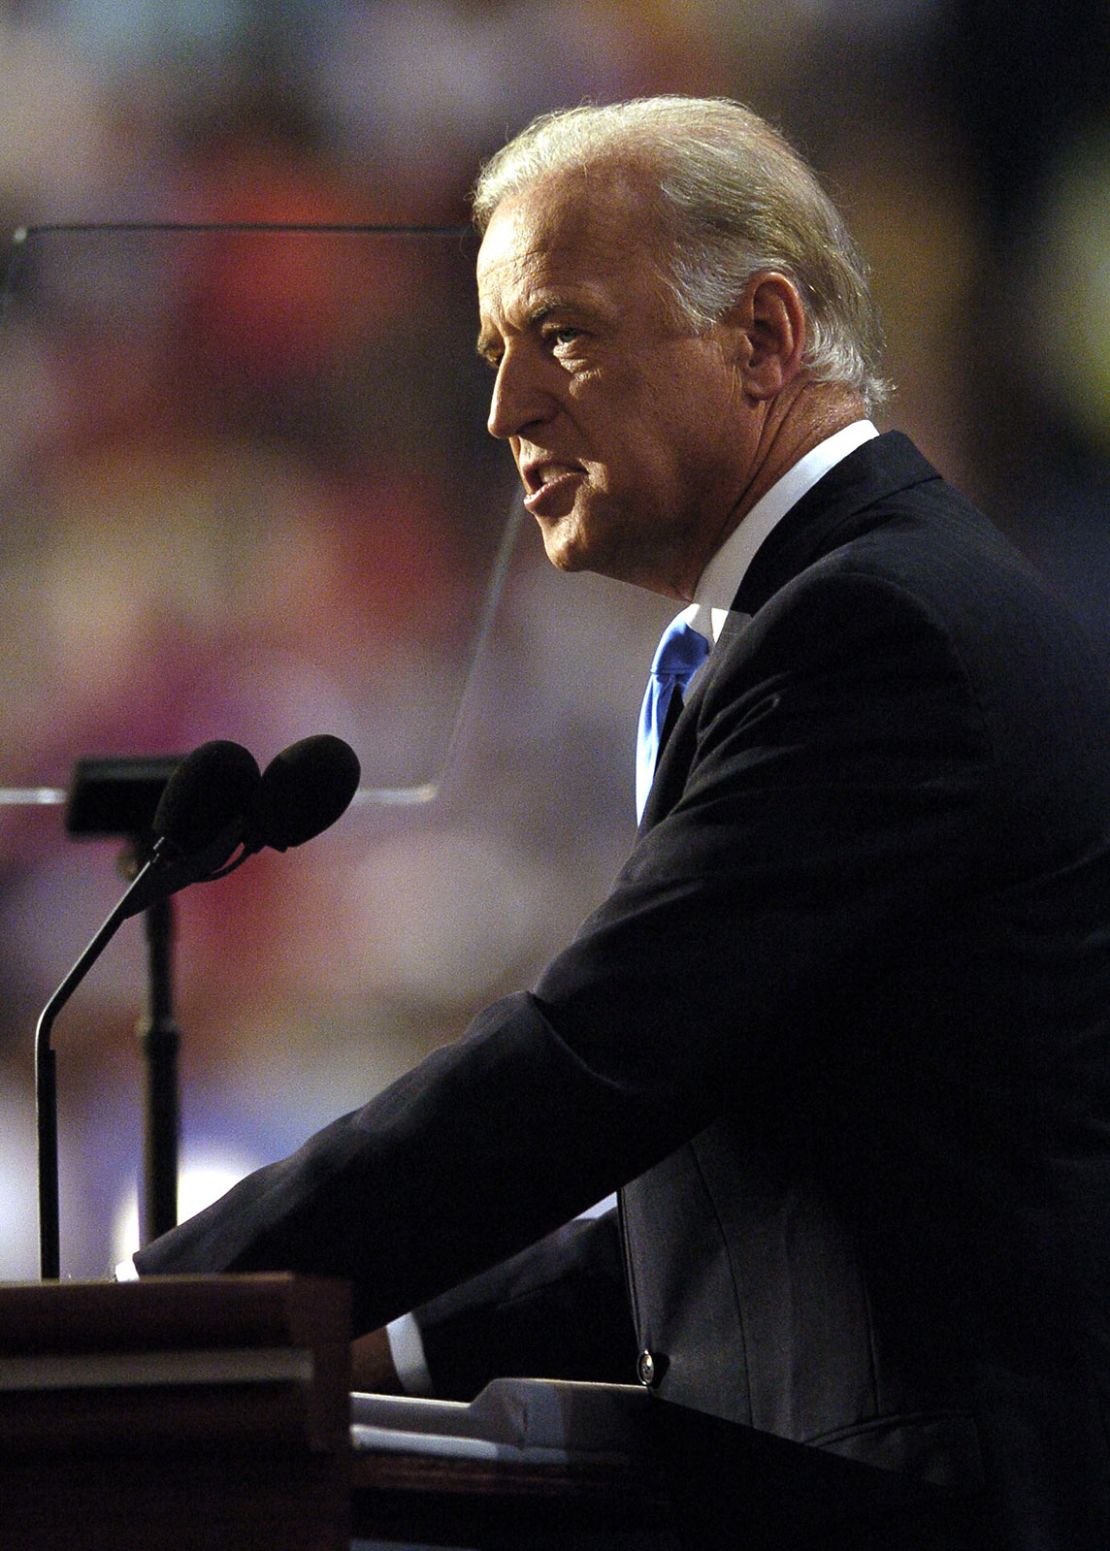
[
  {"left": 152, "top": 740, "right": 262, "bottom": 855},
  {"left": 253, "top": 735, "right": 361, "bottom": 850}
]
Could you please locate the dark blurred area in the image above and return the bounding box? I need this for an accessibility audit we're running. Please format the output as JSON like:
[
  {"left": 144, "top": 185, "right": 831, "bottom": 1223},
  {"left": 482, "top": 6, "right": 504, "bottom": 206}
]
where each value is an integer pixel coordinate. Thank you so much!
[{"left": 0, "top": 0, "right": 1105, "bottom": 1278}]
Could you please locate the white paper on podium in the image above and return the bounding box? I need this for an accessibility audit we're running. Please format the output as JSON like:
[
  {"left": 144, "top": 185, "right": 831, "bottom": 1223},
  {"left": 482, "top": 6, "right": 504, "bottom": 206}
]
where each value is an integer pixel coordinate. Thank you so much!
[{"left": 350, "top": 1377, "right": 651, "bottom": 1466}]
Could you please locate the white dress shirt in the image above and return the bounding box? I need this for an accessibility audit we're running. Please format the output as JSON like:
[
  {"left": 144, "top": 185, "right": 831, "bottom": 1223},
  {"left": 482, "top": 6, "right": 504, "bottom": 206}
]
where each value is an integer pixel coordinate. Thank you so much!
[{"left": 684, "top": 418, "right": 878, "bottom": 645}]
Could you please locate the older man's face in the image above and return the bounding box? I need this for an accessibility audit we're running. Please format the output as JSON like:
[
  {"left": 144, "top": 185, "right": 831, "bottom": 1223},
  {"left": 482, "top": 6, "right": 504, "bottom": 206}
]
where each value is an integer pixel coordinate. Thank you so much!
[{"left": 476, "top": 167, "right": 753, "bottom": 599}]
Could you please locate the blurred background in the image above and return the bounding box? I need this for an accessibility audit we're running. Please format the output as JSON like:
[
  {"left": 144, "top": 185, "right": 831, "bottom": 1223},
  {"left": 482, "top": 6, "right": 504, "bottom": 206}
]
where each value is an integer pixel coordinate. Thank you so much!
[{"left": 0, "top": 0, "right": 1105, "bottom": 1278}]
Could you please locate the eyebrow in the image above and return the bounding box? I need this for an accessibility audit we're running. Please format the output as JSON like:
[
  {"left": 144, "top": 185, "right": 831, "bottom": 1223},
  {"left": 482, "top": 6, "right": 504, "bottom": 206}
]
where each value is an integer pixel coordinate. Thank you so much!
[
  {"left": 475, "top": 329, "right": 500, "bottom": 362},
  {"left": 475, "top": 297, "right": 580, "bottom": 361}
]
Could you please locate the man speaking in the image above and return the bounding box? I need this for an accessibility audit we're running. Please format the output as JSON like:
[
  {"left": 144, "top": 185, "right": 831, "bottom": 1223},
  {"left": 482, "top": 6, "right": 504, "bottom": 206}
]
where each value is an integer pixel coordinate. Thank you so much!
[{"left": 134, "top": 98, "right": 1110, "bottom": 1550}]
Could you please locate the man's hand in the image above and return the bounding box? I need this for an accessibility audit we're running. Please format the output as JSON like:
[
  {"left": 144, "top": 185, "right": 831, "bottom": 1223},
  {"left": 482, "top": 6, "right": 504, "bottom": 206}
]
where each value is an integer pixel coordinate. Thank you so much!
[{"left": 350, "top": 1326, "right": 403, "bottom": 1394}]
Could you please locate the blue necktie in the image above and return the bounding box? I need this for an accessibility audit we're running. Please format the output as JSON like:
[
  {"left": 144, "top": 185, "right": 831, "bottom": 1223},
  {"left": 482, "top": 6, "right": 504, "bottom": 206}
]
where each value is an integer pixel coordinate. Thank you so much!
[{"left": 636, "top": 613, "right": 710, "bottom": 821}]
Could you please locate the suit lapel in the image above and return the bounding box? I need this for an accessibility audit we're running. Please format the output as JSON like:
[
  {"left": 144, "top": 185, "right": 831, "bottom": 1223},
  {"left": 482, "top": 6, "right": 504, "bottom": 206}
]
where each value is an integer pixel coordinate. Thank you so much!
[
  {"left": 735, "top": 431, "right": 940, "bottom": 617},
  {"left": 638, "top": 432, "right": 942, "bottom": 831}
]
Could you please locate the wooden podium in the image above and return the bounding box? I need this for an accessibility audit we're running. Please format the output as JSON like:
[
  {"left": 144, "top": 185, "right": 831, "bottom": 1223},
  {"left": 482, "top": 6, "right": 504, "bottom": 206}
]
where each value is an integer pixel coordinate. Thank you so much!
[
  {"left": 0, "top": 1276, "right": 973, "bottom": 1550},
  {"left": 0, "top": 1275, "right": 352, "bottom": 1550},
  {"left": 0, "top": 1276, "right": 677, "bottom": 1550}
]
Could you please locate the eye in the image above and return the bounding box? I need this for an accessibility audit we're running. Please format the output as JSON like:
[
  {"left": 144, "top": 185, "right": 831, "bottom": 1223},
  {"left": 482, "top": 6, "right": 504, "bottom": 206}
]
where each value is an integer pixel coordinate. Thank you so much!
[{"left": 543, "top": 324, "right": 582, "bottom": 351}]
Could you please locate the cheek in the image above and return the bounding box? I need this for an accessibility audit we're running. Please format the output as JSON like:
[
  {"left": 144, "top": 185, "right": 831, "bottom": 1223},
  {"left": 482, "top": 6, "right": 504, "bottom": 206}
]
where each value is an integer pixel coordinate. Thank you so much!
[{"left": 578, "top": 378, "right": 715, "bottom": 502}]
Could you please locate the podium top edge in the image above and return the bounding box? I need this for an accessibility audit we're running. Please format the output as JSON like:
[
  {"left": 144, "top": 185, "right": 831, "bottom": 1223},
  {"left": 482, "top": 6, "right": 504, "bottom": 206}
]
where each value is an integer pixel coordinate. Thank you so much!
[{"left": 0, "top": 1274, "right": 352, "bottom": 1354}]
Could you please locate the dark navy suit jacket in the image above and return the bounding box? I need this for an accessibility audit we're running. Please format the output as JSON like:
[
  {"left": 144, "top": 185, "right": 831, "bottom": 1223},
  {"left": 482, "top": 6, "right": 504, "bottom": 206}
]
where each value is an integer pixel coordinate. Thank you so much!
[{"left": 137, "top": 434, "right": 1110, "bottom": 1549}]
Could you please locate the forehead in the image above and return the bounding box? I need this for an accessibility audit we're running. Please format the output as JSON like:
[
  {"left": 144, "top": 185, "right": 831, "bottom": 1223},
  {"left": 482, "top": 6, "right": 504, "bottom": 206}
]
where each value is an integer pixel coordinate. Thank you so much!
[{"left": 476, "top": 167, "right": 668, "bottom": 323}]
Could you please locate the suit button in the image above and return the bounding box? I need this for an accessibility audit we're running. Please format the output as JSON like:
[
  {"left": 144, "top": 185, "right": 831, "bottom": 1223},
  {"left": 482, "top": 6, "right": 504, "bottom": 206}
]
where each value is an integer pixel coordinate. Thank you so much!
[{"left": 637, "top": 1349, "right": 656, "bottom": 1387}]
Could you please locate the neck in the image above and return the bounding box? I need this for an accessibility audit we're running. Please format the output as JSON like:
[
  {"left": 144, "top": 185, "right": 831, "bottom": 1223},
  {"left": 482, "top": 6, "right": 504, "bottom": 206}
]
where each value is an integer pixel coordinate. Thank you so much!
[
  {"left": 737, "top": 381, "right": 866, "bottom": 529},
  {"left": 628, "top": 383, "right": 870, "bottom": 605},
  {"left": 663, "top": 382, "right": 866, "bottom": 603}
]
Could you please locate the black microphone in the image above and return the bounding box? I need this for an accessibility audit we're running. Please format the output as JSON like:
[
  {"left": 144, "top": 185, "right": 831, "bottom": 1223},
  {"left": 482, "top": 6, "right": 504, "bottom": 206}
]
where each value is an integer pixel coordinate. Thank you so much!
[
  {"left": 245, "top": 734, "right": 361, "bottom": 853},
  {"left": 117, "top": 740, "right": 262, "bottom": 920},
  {"left": 153, "top": 738, "right": 262, "bottom": 857}
]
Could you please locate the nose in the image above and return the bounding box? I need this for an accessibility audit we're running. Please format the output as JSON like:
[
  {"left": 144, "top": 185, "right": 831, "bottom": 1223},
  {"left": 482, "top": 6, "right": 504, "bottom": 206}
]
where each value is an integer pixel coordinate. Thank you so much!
[{"left": 487, "top": 346, "right": 552, "bottom": 441}]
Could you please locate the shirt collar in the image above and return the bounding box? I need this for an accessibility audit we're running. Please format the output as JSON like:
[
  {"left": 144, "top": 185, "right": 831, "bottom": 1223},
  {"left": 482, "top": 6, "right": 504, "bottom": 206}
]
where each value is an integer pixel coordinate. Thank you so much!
[{"left": 688, "top": 419, "right": 878, "bottom": 643}]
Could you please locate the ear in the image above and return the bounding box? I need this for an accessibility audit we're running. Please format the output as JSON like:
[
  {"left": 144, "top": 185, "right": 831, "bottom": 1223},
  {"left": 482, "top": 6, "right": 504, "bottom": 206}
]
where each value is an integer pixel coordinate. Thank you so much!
[{"left": 731, "top": 271, "right": 807, "bottom": 401}]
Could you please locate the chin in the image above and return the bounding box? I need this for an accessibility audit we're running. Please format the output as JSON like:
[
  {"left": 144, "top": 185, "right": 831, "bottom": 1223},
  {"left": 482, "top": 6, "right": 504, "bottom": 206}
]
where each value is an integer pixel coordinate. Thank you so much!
[
  {"left": 537, "top": 503, "right": 636, "bottom": 583},
  {"left": 537, "top": 515, "right": 593, "bottom": 574},
  {"left": 545, "top": 546, "right": 590, "bottom": 576}
]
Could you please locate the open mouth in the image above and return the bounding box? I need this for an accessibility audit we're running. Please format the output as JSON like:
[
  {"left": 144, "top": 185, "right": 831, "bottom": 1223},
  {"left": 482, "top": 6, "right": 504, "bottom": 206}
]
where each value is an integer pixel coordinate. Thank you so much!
[
  {"left": 524, "top": 470, "right": 582, "bottom": 516},
  {"left": 521, "top": 460, "right": 585, "bottom": 515}
]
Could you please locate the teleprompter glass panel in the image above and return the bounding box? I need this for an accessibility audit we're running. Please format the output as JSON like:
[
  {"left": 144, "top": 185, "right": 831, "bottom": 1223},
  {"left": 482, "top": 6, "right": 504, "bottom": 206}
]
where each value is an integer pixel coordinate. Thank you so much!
[{"left": 0, "top": 223, "right": 519, "bottom": 807}]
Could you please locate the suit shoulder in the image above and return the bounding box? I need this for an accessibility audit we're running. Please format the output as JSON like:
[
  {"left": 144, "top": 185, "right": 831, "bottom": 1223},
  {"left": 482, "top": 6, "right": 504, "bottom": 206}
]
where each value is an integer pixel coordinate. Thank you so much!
[
  {"left": 755, "top": 488, "right": 1095, "bottom": 683},
  {"left": 708, "top": 499, "right": 1110, "bottom": 841}
]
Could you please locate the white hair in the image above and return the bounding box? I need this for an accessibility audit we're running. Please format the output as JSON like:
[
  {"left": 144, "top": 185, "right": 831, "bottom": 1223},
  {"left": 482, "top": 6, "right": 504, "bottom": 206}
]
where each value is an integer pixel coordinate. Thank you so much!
[{"left": 473, "top": 97, "right": 889, "bottom": 411}]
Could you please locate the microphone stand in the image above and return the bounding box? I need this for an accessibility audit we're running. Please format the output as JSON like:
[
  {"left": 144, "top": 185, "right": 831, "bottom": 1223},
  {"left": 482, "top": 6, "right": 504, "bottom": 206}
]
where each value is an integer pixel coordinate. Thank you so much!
[
  {"left": 36, "top": 811, "right": 241, "bottom": 1279},
  {"left": 37, "top": 737, "right": 351, "bottom": 1276},
  {"left": 137, "top": 886, "right": 180, "bottom": 1247}
]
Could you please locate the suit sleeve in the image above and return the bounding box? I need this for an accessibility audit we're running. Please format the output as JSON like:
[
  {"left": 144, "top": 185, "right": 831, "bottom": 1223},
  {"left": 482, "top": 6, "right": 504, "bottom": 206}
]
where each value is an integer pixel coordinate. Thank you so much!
[
  {"left": 413, "top": 1208, "right": 636, "bottom": 1398},
  {"left": 134, "top": 564, "right": 1007, "bottom": 1331}
]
